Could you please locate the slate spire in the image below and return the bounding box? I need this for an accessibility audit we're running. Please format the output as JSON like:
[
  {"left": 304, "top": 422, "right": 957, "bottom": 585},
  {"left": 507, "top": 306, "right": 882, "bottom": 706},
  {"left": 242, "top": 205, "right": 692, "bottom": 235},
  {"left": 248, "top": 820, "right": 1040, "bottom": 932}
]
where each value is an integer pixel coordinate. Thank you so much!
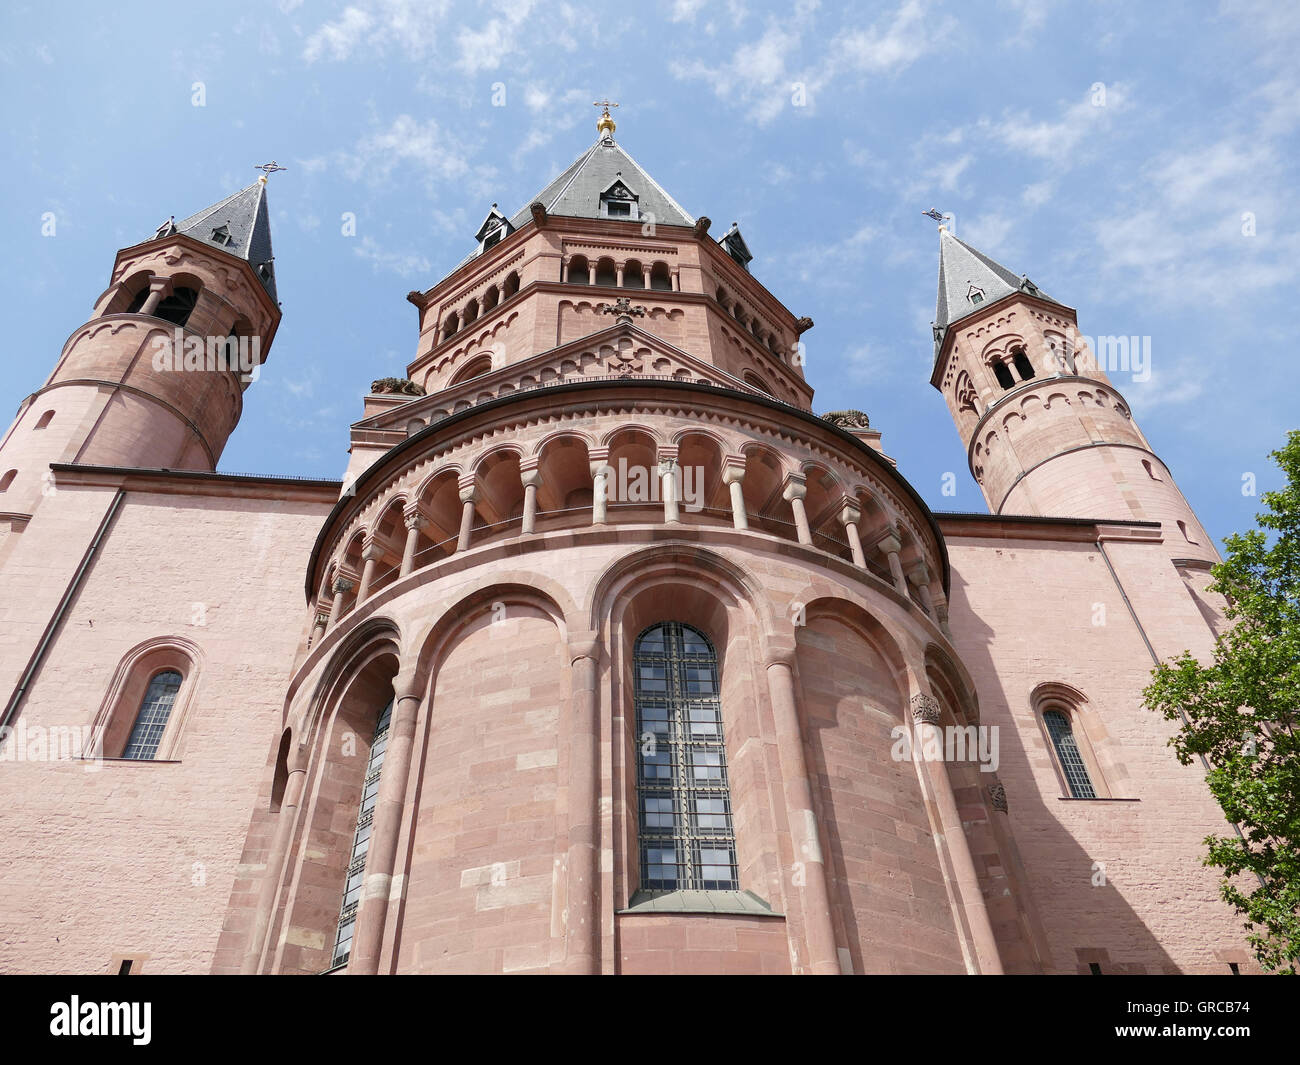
[
  {"left": 157, "top": 179, "right": 277, "bottom": 301},
  {"left": 932, "top": 227, "right": 1062, "bottom": 356}
]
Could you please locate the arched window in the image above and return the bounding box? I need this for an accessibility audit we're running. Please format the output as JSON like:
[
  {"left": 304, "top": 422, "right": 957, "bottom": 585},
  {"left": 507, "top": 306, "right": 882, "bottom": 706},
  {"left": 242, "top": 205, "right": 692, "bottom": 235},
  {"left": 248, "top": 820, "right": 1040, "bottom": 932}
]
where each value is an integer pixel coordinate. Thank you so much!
[
  {"left": 623, "top": 259, "right": 645, "bottom": 289},
  {"left": 154, "top": 286, "right": 199, "bottom": 328},
  {"left": 993, "top": 360, "right": 1015, "bottom": 390},
  {"left": 331, "top": 698, "right": 393, "bottom": 969},
  {"left": 450, "top": 354, "right": 493, "bottom": 386},
  {"left": 125, "top": 286, "right": 151, "bottom": 314},
  {"left": 649, "top": 262, "right": 672, "bottom": 291},
  {"left": 1012, "top": 347, "right": 1036, "bottom": 381},
  {"left": 1043, "top": 708, "right": 1096, "bottom": 799},
  {"left": 0, "top": 469, "right": 16, "bottom": 492},
  {"left": 122, "top": 670, "right": 184, "bottom": 760},
  {"left": 463, "top": 298, "right": 479, "bottom": 325},
  {"left": 35, "top": 410, "right": 54, "bottom": 429},
  {"left": 634, "top": 622, "right": 738, "bottom": 892},
  {"left": 568, "top": 256, "right": 590, "bottom": 284},
  {"left": 594, "top": 258, "right": 616, "bottom": 287},
  {"left": 442, "top": 312, "right": 459, "bottom": 340},
  {"left": 502, "top": 271, "right": 520, "bottom": 299}
]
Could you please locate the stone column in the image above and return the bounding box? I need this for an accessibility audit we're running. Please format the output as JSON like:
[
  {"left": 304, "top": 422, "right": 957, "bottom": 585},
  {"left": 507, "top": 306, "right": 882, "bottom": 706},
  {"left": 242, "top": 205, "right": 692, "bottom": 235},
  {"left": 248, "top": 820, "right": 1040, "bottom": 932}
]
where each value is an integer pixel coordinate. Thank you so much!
[
  {"left": 722, "top": 456, "right": 748, "bottom": 530},
  {"left": 909, "top": 691, "right": 1004, "bottom": 975},
  {"left": 355, "top": 541, "right": 383, "bottom": 604},
  {"left": 400, "top": 510, "right": 424, "bottom": 577},
  {"left": 240, "top": 743, "right": 308, "bottom": 973},
  {"left": 348, "top": 672, "right": 424, "bottom": 975},
  {"left": 659, "top": 449, "right": 680, "bottom": 524},
  {"left": 589, "top": 450, "right": 611, "bottom": 525},
  {"left": 615, "top": 263, "right": 625, "bottom": 287},
  {"left": 520, "top": 461, "right": 541, "bottom": 535},
  {"left": 456, "top": 478, "right": 477, "bottom": 552},
  {"left": 671, "top": 270, "right": 680, "bottom": 292},
  {"left": 838, "top": 501, "right": 866, "bottom": 568},
  {"left": 783, "top": 474, "right": 811, "bottom": 545},
  {"left": 908, "top": 563, "right": 935, "bottom": 617},
  {"left": 138, "top": 278, "right": 171, "bottom": 316},
  {"left": 765, "top": 645, "right": 840, "bottom": 974},
  {"left": 309, "top": 611, "right": 328, "bottom": 648},
  {"left": 327, "top": 577, "right": 353, "bottom": 627},
  {"left": 566, "top": 633, "right": 602, "bottom": 973},
  {"left": 931, "top": 579, "right": 952, "bottom": 636},
  {"left": 877, "top": 531, "right": 908, "bottom": 595}
]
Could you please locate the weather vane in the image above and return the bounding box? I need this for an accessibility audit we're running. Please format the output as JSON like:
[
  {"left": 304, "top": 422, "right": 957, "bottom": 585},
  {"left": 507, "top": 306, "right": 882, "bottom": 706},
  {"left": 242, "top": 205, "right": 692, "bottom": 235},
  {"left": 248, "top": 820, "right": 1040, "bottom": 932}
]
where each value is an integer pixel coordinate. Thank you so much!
[
  {"left": 922, "top": 207, "right": 947, "bottom": 223},
  {"left": 254, "top": 160, "right": 287, "bottom": 183}
]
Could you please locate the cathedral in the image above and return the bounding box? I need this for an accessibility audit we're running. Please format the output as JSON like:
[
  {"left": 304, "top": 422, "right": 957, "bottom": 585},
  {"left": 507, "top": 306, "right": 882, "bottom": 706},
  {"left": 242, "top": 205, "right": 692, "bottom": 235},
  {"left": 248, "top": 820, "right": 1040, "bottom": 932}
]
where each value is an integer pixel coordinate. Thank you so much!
[{"left": 0, "top": 111, "right": 1253, "bottom": 975}]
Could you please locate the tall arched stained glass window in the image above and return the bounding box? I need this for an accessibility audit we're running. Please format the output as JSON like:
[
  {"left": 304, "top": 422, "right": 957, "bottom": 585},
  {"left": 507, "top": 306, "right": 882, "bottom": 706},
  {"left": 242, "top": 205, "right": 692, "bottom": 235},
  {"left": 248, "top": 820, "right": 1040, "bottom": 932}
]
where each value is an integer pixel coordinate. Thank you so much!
[
  {"left": 122, "top": 670, "right": 183, "bottom": 760},
  {"left": 1044, "top": 708, "right": 1096, "bottom": 799},
  {"left": 634, "top": 623, "right": 738, "bottom": 892},
  {"left": 331, "top": 699, "right": 393, "bottom": 969}
]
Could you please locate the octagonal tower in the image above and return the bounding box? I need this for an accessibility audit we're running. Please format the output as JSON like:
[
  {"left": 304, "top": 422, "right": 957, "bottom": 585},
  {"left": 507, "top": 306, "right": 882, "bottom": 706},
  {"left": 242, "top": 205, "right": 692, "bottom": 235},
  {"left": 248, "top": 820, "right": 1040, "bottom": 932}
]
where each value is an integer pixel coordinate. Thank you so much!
[{"left": 221, "top": 117, "right": 1040, "bottom": 976}]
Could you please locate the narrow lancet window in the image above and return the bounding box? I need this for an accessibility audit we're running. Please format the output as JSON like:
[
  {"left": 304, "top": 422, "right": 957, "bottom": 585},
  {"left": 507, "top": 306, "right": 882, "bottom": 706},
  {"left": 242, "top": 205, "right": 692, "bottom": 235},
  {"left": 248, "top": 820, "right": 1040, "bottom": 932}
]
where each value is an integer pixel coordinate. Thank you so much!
[
  {"left": 331, "top": 699, "right": 393, "bottom": 968},
  {"left": 634, "top": 623, "right": 738, "bottom": 892}
]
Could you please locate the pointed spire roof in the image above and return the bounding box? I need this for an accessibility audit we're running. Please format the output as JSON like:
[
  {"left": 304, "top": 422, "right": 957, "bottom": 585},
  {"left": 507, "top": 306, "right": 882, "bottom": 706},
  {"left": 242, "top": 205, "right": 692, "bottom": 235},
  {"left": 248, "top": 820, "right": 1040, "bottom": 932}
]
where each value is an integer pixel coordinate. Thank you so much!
[
  {"left": 933, "top": 228, "right": 1063, "bottom": 356},
  {"left": 506, "top": 133, "right": 695, "bottom": 231},
  {"left": 159, "top": 180, "right": 277, "bottom": 301}
]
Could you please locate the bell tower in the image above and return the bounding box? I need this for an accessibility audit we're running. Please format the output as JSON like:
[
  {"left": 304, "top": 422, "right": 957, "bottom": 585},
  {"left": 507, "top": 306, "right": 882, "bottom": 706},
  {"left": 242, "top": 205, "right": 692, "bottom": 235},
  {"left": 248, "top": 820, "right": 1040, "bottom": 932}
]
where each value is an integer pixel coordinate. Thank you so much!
[
  {"left": 0, "top": 178, "right": 280, "bottom": 516},
  {"left": 929, "top": 227, "right": 1214, "bottom": 558}
]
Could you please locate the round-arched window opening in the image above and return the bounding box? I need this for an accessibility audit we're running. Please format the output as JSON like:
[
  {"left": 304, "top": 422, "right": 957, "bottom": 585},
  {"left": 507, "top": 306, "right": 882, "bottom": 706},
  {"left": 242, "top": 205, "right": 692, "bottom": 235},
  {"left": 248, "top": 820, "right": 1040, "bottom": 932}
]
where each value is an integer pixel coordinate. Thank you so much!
[
  {"left": 125, "top": 287, "right": 151, "bottom": 314},
  {"left": 155, "top": 286, "right": 199, "bottom": 327}
]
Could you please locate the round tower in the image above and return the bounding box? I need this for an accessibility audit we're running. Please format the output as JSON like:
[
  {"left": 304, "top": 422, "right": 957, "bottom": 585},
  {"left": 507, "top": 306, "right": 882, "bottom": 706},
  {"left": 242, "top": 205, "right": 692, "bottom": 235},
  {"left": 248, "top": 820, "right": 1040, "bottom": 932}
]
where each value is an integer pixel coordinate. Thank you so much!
[
  {"left": 0, "top": 180, "right": 280, "bottom": 516},
  {"left": 929, "top": 227, "right": 1214, "bottom": 559}
]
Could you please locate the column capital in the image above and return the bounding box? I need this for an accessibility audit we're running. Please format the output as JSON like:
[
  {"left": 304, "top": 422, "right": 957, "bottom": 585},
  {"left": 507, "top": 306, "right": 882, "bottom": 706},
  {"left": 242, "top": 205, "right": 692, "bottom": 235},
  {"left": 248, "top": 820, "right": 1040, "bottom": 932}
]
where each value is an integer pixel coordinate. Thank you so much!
[
  {"left": 762, "top": 636, "right": 798, "bottom": 669},
  {"left": 721, "top": 455, "right": 747, "bottom": 484},
  {"left": 313, "top": 611, "right": 330, "bottom": 627},
  {"left": 837, "top": 499, "right": 862, "bottom": 526},
  {"left": 874, "top": 529, "right": 902, "bottom": 556},
  {"left": 332, "top": 576, "right": 355, "bottom": 595},
  {"left": 656, "top": 444, "right": 679, "bottom": 464},
  {"left": 568, "top": 630, "right": 603, "bottom": 664},
  {"left": 988, "top": 778, "right": 1008, "bottom": 813},
  {"left": 457, "top": 479, "right": 478, "bottom": 504},
  {"left": 521, "top": 466, "right": 543, "bottom": 488},
  {"left": 392, "top": 670, "right": 424, "bottom": 703},
  {"left": 908, "top": 561, "right": 931, "bottom": 586},
  {"left": 781, "top": 472, "right": 807, "bottom": 501},
  {"left": 910, "top": 692, "right": 941, "bottom": 725},
  {"left": 361, "top": 540, "right": 385, "bottom": 562},
  {"left": 403, "top": 510, "right": 426, "bottom": 531}
]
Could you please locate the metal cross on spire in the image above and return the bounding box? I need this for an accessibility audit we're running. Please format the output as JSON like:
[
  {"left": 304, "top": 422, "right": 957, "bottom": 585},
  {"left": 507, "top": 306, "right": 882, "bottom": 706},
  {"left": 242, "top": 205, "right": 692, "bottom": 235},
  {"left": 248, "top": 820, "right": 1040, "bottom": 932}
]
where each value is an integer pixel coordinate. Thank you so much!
[
  {"left": 254, "top": 160, "right": 287, "bottom": 184},
  {"left": 922, "top": 207, "right": 947, "bottom": 223}
]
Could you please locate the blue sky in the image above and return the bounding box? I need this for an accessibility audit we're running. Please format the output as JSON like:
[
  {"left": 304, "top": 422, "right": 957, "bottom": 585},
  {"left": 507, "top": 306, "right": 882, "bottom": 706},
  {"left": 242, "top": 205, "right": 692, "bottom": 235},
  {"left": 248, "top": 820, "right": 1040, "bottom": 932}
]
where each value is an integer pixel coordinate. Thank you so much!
[{"left": 3, "top": 0, "right": 1296, "bottom": 549}]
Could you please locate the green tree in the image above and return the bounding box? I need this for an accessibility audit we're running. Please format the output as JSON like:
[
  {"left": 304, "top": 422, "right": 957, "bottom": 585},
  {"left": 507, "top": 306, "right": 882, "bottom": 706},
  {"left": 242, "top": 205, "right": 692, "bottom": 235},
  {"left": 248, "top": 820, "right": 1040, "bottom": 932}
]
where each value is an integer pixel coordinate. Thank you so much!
[{"left": 1144, "top": 430, "right": 1300, "bottom": 974}]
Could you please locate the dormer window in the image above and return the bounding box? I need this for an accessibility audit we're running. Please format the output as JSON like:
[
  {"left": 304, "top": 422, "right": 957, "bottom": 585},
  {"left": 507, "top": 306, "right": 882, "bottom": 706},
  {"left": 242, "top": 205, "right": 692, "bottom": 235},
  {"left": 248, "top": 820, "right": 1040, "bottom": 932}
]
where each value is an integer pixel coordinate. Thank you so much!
[
  {"left": 719, "top": 223, "right": 753, "bottom": 273},
  {"left": 474, "top": 204, "right": 513, "bottom": 255},
  {"left": 967, "top": 285, "right": 985, "bottom": 305},
  {"left": 600, "top": 177, "right": 638, "bottom": 220},
  {"left": 209, "top": 223, "right": 233, "bottom": 247}
]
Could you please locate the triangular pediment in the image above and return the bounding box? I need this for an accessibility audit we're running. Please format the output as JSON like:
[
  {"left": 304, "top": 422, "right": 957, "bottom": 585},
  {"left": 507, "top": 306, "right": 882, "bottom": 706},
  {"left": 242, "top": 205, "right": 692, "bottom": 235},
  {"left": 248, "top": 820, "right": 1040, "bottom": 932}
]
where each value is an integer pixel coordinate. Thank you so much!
[{"left": 357, "top": 322, "right": 769, "bottom": 433}]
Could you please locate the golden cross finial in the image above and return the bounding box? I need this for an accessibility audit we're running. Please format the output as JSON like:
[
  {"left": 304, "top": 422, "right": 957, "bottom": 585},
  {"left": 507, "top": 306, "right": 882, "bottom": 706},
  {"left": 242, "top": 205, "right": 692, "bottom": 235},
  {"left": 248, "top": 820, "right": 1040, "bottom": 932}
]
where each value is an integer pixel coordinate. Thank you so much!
[
  {"left": 254, "top": 160, "right": 287, "bottom": 185},
  {"left": 594, "top": 99, "right": 619, "bottom": 137}
]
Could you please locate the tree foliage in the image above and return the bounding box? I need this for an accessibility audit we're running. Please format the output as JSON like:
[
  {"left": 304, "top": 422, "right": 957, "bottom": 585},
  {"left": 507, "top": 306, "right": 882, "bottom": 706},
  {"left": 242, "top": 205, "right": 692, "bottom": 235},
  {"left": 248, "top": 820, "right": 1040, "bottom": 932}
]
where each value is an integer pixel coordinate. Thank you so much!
[{"left": 1144, "top": 430, "right": 1300, "bottom": 973}]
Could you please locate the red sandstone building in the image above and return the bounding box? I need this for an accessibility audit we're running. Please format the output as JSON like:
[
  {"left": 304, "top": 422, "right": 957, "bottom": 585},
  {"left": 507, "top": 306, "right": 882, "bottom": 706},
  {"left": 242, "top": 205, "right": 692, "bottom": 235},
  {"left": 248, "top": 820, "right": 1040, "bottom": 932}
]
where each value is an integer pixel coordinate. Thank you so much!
[{"left": 0, "top": 113, "right": 1252, "bottom": 974}]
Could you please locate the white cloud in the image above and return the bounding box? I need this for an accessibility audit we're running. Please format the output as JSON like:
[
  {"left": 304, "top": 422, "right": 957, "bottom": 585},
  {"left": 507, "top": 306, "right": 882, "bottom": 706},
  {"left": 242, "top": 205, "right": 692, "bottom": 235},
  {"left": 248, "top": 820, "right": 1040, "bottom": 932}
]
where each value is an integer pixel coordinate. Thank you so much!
[
  {"left": 353, "top": 236, "right": 432, "bottom": 278},
  {"left": 303, "top": 1, "right": 451, "bottom": 62}
]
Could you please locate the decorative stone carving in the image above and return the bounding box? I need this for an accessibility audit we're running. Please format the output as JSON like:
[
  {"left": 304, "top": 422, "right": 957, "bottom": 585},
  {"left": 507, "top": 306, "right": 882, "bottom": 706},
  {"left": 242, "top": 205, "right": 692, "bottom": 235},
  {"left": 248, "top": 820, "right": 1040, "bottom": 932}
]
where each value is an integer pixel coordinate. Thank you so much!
[
  {"left": 371, "top": 377, "right": 426, "bottom": 396},
  {"left": 910, "top": 692, "right": 941, "bottom": 725},
  {"left": 692, "top": 216, "right": 712, "bottom": 239},
  {"left": 989, "top": 780, "right": 1008, "bottom": 813},
  {"left": 821, "top": 409, "right": 870, "bottom": 430},
  {"left": 795, "top": 316, "right": 814, "bottom": 335},
  {"left": 601, "top": 297, "right": 646, "bottom": 324}
]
